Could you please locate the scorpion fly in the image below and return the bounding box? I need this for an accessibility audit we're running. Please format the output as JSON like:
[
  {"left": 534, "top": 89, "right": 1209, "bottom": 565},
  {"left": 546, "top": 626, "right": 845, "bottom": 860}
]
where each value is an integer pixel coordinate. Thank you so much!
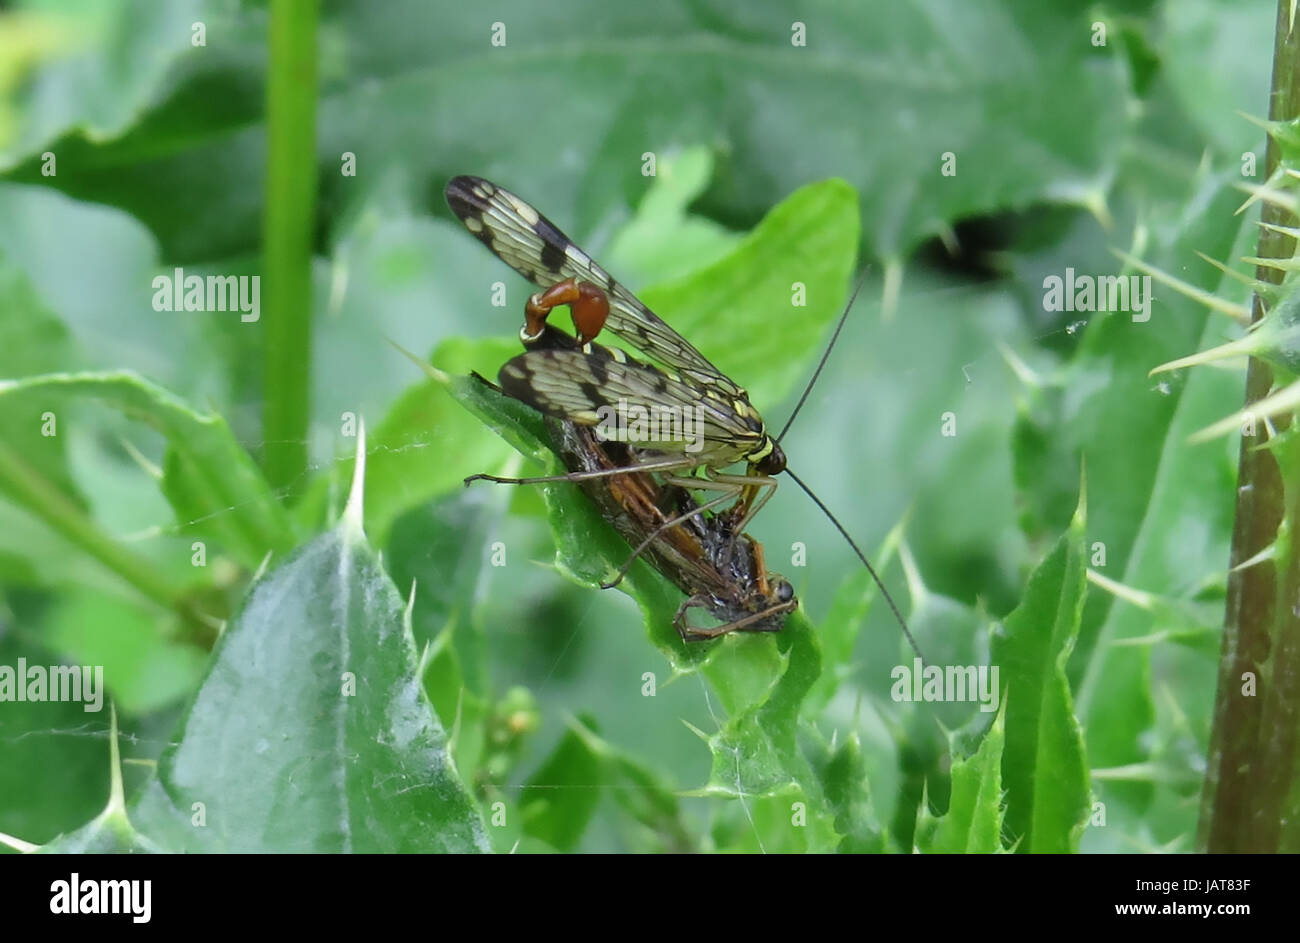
[
  {"left": 445, "top": 175, "right": 922, "bottom": 657},
  {"left": 486, "top": 322, "right": 797, "bottom": 640},
  {"left": 554, "top": 417, "right": 797, "bottom": 641}
]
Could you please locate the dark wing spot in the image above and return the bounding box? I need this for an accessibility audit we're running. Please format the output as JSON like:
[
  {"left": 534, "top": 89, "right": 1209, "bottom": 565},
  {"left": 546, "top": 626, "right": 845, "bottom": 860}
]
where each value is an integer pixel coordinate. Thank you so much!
[
  {"left": 448, "top": 203, "right": 476, "bottom": 224},
  {"left": 534, "top": 218, "right": 570, "bottom": 273},
  {"left": 499, "top": 363, "right": 548, "bottom": 411},
  {"left": 586, "top": 354, "right": 609, "bottom": 387},
  {"left": 578, "top": 380, "right": 605, "bottom": 408},
  {"left": 445, "top": 176, "right": 488, "bottom": 218}
]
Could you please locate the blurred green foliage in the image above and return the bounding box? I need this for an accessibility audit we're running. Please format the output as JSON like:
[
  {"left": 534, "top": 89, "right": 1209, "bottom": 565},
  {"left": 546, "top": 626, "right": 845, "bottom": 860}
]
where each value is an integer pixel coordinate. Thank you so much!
[{"left": 0, "top": 0, "right": 1275, "bottom": 852}]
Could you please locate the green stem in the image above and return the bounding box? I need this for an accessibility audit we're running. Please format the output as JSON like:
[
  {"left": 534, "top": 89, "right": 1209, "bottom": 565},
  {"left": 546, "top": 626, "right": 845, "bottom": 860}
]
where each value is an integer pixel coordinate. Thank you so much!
[
  {"left": 261, "top": 0, "right": 320, "bottom": 495},
  {"left": 1199, "top": 0, "right": 1300, "bottom": 853},
  {"left": 0, "top": 444, "right": 190, "bottom": 617}
]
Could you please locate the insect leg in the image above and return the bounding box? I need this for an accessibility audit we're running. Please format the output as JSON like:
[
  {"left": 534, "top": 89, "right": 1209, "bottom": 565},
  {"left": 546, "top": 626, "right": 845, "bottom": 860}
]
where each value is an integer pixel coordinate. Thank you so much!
[
  {"left": 683, "top": 470, "right": 779, "bottom": 572},
  {"left": 465, "top": 454, "right": 702, "bottom": 488},
  {"left": 673, "top": 595, "right": 799, "bottom": 642},
  {"left": 597, "top": 485, "right": 742, "bottom": 590},
  {"left": 522, "top": 277, "right": 610, "bottom": 345},
  {"left": 714, "top": 471, "right": 779, "bottom": 536},
  {"left": 749, "top": 538, "right": 772, "bottom": 597}
]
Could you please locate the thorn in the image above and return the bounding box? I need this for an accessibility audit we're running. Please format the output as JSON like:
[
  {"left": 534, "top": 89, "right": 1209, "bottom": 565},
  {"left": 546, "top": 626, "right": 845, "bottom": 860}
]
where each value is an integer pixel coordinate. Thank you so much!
[
  {"left": 252, "top": 550, "right": 273, "bottom": 583},
  {"left": 1240, "top": 255, "right": 1300, "bottom": 273},
  {"left": 881, "top": 257, "right": 903, "bottom": 322},
  {"left": 1193, "top": 251, "right": 1263, "bottom": 291},
  {"left": 388, "top": 337, "right": 450, "bottom": 383},
  {"left": 680, "top": 718, "right": 712, "bottom": 743},
  {"left": 1235, "top": 110, "right": 1273, "bottom": 133},
  {"left": 997, "top": 342, "right": 1040, "bottom": 387},
  {"left": 1230, "top": 543, "right": 1277, "bottom": 573},
  {"left": 1189, "top": 380, "right": 1300, "bottom": 443},
  {"left": 0, "top": 829, "right": 37, "bottom": 854},
  {"left": 1256, "top": 220, "right": 1300, "bottom": 241},
  {"left": 405, "top": 579, "right": 418, "bottom": 623},
  {"left": 1234, "top": 180, "right": 1300, "bottom": 217},
  {"left": 416, "top": 638, "right": 435, "bottom": 678},
  {"left": 1086, "top": 569, "right": 1156, "bottom": 610},
  {"left": 1149, "top": 334, "right": 1259, "bottom": 377},
  {"left": 1111, "top": 248, "right": 1251, "bottom": 325},
  {"left": 117, "top": 437, "right": 163, "bottom": 479},
  {"left": 106, "top": 703, "right": 127, "bottom": 818},
  {"left": 342, "top": 418, "right": 368, "bottom": 538},
  {"left": 1083, "top": 187, "right": 1114, "bottom": 230},
  {"left": 935, "top": 221, "right": 959, "bottom": 257}
]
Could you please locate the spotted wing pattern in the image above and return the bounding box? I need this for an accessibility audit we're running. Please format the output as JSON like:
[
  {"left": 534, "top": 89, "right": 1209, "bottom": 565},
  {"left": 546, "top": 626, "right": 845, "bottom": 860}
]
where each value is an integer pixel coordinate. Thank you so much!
[
  {"left": 445, "top": 175, "right": 742, "bottom": 395},
  {"left": 498, "top": 347, "right": 762, "bottom": 465}
]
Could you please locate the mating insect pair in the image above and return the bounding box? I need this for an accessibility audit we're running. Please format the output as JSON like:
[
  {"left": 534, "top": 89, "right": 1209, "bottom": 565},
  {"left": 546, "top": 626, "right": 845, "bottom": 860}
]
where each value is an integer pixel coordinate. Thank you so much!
[
  {"left": 445, "top": 175, "right": 919, "bottom": 655},
  {"left": 467, "top": 320, "right": 797, "bottom": 639}
]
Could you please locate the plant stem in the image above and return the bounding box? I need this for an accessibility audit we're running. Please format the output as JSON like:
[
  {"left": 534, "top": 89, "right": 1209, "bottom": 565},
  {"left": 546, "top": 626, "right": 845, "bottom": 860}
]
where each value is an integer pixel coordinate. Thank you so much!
[
  {"left": 261, "top": 0, "right": 320, "bottom": 496},
  {"left": 1199, "top": 0, "right": 1300, "bottom": 853},
  {"left": 0, "top": 444, "right": 189, "bottom": 617}
]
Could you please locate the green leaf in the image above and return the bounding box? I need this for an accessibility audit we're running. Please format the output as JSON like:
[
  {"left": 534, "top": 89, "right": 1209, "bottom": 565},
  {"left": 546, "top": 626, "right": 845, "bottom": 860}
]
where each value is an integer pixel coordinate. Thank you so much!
[
  {"left": 0, "top": 371, "right": 296, "bottom": 571},
  {"left": 691, "top": 614, "right": 844, "bottom": 851},
  {"left": 0, "top": 633, "right": 109, "bottom": 847},
  {"left": 42, "top": 589, "right": 207, "bottom": 715},
  {"left": 0, "top": 0, "right": 1286, "bottom": 857},
  {"left": 427, "top": 179, "right": 874, "bottom": 849},
  {"left": 415, "top": 337, "right": 845, "bottom": 851},
  {"left": 39, "top": 708, "right": 165, "bottom": 854},
  {"left": 521, "top": 718, "right": 603, "bottom": 852},
  {"left": 807, "top": 524, "right": 904, "bottom": 712},
  {"left": 636, "top": 178, "right": 858, "bottom": 410},
  {"left": 603, "top": 146, "right": 741, "bottom": 286},
  {"left": 295, "top": 335, "right": 522, "bottom": 544},
  {"left": 992, "top": 479, "right": 1090, "bottom": 853},
  {"left": 1162, "top": 0, "right": 1274, "bottom": 156},
  {"left": 0, "top": 259, "right": 79, "bottom": 494},
  {"left": 1064, "top": 176, "right": 1250, "bottom": 812},
  {"left": 1, "top": 2, "right": 1128, "bottom": 264},
  {"left": 0, "top": 260, "right": 121, "bottom": 595},
  {"left": 919, "top": 705, "right": 1008, "bottom": 854},
  {"left": 810, "top": 729, "right": 887, "bottom": 853},
  {"left": 390, "top": 489, "right": 502, "bottom": 698},
  {"left": 420, "top": 342, "right": 701, "bottom": 667},
  {"left": 567, "top": 720, "right": 693, "bottom": 853},
  {"left": 126, "top": 511, "right": 488, "bottom": 852}
]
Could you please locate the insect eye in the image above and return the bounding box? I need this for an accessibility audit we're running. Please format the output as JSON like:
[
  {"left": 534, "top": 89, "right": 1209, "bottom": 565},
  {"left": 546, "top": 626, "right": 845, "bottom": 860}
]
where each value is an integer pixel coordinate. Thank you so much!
[
  {"left": 755, "top": 442, "right": 786, "bottom": 475},
  {"left": 775, "top": 580, "right": 794, "bottom": 603}
]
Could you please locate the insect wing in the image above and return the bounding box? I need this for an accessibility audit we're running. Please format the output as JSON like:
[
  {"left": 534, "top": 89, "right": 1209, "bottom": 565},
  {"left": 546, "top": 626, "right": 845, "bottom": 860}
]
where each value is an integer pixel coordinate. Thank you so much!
[
  {"left": 548, "top": 419, "right": 794, "bottom": 639},
  {"left": 499, "top": 348, "right": 761, "bottom": 462},
  {"left": 445, "top": 175, "right": 740, "bottom": 393}
]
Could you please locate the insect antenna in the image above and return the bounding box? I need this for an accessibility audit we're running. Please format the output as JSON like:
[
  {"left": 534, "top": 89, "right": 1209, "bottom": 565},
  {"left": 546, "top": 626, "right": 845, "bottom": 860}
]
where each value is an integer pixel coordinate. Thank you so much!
[
  {"left": 785, "top": 469, "right": 923, "bottom": 661},
  {"left": 776, "top": 268, "right": 870, "bottom": 443},
  {"left": 777, "top": 269, "right": 924, "bottom": 661}
]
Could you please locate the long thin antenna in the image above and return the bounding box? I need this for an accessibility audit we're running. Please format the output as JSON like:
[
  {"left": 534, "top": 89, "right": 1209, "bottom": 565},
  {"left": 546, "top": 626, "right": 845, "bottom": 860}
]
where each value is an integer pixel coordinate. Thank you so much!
[
  {"left": 776, "top": 267, "right": 871, "bottom": 443},
  {"left": 786, "top": 468, "right": 924, "bottom": 661}
]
